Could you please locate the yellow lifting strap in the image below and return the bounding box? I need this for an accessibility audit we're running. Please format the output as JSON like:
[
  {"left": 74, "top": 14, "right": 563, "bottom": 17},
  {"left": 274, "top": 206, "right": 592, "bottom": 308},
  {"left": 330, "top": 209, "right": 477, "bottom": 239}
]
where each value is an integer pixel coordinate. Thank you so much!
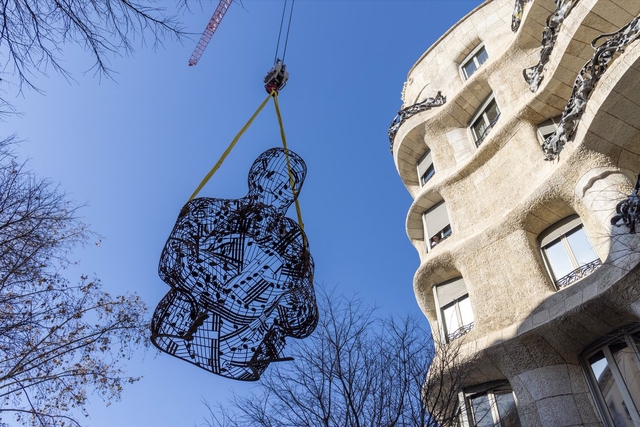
[
  {"left": 188, "top": 91, "right": 305, "bottom": 231},
  {"left": 272, "top": 92, "right": 304, "bottom": 231}
]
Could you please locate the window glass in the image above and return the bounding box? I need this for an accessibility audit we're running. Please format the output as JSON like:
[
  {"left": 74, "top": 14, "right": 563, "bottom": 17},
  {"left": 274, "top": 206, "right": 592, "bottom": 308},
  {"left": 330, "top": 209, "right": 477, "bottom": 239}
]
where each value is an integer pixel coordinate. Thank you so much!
[
  {"left": 611, "top": 343, "right": 640, "bottom": 414},
  {"left": 632, "top": 332, "right": 640, "bottom": 347},
  {"left": 471, "top": 394, "right": 494, "bottom": 427},
  {"left": 540, "top": 128, "right": 556, "bottom": 140},
  {"left": 609, "top": 401, "right": 635, "bottom": 427},
  {"left": 471, "top": 96, "right": 500, "bottom": 146},
  {"left": 436, "top": 280, "right": 472, "bottom": 342},
  {"left": 472, "top": 116, "right": 488, "bottom": 141},
  {"left": 462, "top": 45, "right": 488, "bottom": 80},
  {"left": 537, "top": 116, "right": 562, "bottom": 141},
  {"left": 485, "top": 100, "right": 500, "bottom": 123},
  {"left": 443, "top": 304, "right": 459, "bottom": 336},
  {"left": 589, "top": 351, "right": 609, "bottom": 384},
  {"left": 566, "top": 227, "right": 598, "bottom": 266},
  {"left": 425, "top": 202, "right": 451, "bottom": 250},
  {"left": 421, "top": 164, "right": 435, "bottom": 185},
  {"left": 458, "top": 296, "right": 474, "bottom": 327},
  {"left": 540, "top": 219, "right": 601, "bottom": 288},
  {"left": 544, "top": 239, "right": 574, "bottom": 280},
  {"left": 588, "top": 347, "right": 639, "bottom": 426},
  {"left": 465, "top": 384, "right": 521, "bottom": 427},
  {"left": 417, "top": 151, "right": 434, "bottom": 186},
  {"left": 496, "top": 392, "right": 520, "bottom": 427},
  {"left": 476, "top": 47, "right": 489, "bottom": 66},
  {"left": 463, "top": 61, "right": 478, "bottom": 79}
]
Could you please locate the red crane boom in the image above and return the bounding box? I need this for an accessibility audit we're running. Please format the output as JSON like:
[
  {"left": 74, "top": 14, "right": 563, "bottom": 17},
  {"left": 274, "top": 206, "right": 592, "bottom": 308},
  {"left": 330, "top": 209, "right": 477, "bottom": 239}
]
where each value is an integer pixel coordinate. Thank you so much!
[{"left": 188, "top": 0, "right": 233, "bottom": 66}]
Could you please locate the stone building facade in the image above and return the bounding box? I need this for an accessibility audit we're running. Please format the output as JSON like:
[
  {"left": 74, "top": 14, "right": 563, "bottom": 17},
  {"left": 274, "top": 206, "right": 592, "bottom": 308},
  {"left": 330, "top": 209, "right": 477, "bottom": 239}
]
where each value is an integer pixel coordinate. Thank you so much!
[{"left": 390, "top": 0, "right": 640, "bottom": 425}]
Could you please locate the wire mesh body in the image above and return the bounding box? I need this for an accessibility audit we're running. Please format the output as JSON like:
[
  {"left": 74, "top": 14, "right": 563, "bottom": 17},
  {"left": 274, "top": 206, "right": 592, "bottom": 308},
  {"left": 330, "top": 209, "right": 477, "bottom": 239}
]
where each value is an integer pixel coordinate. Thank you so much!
[{"left": 151, "top": 148, "right": 317, "bottom": 380}]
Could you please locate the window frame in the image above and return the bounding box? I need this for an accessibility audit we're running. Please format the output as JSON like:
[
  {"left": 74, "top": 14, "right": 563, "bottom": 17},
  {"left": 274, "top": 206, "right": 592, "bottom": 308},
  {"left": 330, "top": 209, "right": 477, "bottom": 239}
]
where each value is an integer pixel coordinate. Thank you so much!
[
  {"left": 417, "top": 149, "right": 435, "bottom": 186},
  {"left": 469, "top": 94, "right": 501, "bottom": 147},
  {"left": 433, "top": 278, "right": 474, "bottom": 343},
  {"left": 582, "top": 328, "right": 640, "bottom": 427},
  {"left": 463, "top": 381, "right": 522, "bottom": 427},
  {"left": 422, "top": 201, "right": 451, "bottom": 252},
  {"left": 538, "top": 215, "right": 601, "bottom": 290},
  {"left": 536, "top": 115, "right": 563, "bottom": 143},
  {"left": 460, "top": 43, "right": 489, "bottom": 80}
]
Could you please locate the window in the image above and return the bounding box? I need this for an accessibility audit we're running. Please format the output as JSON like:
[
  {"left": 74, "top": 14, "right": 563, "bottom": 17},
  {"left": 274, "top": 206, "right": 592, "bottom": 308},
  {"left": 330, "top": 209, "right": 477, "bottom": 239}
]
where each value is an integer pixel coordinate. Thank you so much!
[
  {"left": 464, "top": 382, "right": 522, "bottom": 427},
  {"left": 536, "top": 115, "right": 563, "bottom": 142},
  {"left": 435, "top": 278, "right": 474, "bottom": 342},
  {"left": 417, "top": 150, "right": 435, "bottom": 186},
  {"left": 461, "top": 44, "right": 489, "bottom": 80},
  {"left": 584, "top": 330, "right": 640, "bottom": 426},
  {"left": 470, "top": 96, "right": 500, "bottom": 147},
  {"left": 423, "top": 201, "right": 451, "bottom": 251},
  {"left": 539, "top": 215, "right": 601, "bottom": 289}
]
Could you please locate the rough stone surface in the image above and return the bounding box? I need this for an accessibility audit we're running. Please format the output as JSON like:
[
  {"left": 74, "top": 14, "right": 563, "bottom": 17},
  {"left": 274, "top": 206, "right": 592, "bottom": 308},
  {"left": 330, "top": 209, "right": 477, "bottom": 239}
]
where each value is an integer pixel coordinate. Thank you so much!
[
  {"left": 392, "top": 0, "right": 640, "bottom": 425},
  {"left": 517, "top": 365, "right": 572, "bottom": 401},
  {"left": 536, "top": 395, "right": 582, "bottom": 427}
]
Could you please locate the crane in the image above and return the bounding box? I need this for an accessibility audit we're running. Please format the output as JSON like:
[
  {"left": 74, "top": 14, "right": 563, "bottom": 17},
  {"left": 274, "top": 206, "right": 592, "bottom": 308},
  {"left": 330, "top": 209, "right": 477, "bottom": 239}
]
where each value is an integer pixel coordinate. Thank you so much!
[
  {"left": 188, "top": 0, "right": 233, "bottom": 66},
  {"left": 188, "top": 0, "right": 294, "bottom": 93}
]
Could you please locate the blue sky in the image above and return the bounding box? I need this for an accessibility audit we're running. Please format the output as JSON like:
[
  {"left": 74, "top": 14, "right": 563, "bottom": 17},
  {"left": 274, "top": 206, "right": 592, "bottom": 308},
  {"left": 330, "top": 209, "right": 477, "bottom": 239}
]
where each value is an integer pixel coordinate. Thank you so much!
[{"left": 6, "top": 1, "right": 480, "bottom": 425}]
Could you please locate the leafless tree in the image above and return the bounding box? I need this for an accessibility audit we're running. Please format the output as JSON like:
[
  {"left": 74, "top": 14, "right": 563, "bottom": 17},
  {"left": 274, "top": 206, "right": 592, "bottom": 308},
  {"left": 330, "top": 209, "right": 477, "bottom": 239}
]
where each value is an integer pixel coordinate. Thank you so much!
[
  {"left": 422, "top": 333, "right": 474, "bottom": 427},
  {"left": 200, "top": 289, "right": 473, "bottom": 427},
  {"left": 0, "top": 136, "right": 148, "bottom": 427},
  {"left": 0, "top": 0, "right": 188, "bottom": 108}
]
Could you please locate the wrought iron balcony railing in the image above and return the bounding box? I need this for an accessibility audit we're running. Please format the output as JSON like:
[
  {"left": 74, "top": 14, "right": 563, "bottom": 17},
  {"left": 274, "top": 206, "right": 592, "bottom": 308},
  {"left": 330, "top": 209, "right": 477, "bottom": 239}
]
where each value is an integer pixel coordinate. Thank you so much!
[
  {"left": 555, "top": 259, "right": 602, "bottom": 289},
  {"left": 474, "top": 114, "right": 500, "bottom": 148},
  {"left": 447, "top": 322, "right": 474, "bottom": 342},
  {"left": 388, "top": 92, "right": 446, "bottom": 152}
]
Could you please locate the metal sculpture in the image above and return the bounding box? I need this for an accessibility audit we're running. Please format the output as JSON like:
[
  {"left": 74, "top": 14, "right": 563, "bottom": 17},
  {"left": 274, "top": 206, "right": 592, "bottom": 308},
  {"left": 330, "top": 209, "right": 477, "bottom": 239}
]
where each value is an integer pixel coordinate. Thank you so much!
[
  {"left": 612, "top": 173, "right": 640, "bottom": 234},
  {"left": 511, "top": 0, "right": 532, "bottom": 32},
  {"left": 523, "top": 0, "right": 578, "bottom": 92},
  {"left": 151, "top": 148, "right": 317, "bottom": 381},
  {"left": 388, "top": 92, "right": 446, "bottom": 152},
  {"left": 542, "top": 13, "right": 640, "bottom": 160}
]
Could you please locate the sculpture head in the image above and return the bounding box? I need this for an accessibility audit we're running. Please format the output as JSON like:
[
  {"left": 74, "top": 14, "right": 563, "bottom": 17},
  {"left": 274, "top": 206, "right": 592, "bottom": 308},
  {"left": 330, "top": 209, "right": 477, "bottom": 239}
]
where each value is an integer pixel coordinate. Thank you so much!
[{"left": 247, "top": 148, "right": 306, "bottom": 209}]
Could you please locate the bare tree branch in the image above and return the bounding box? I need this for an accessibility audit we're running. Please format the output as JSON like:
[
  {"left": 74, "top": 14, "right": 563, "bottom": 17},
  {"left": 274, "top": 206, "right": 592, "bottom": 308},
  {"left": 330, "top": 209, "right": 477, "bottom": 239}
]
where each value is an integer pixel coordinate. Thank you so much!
[
  {"left": 201, "top": 288, "right": 474, "bottom": 427},
  {"left": 0, "top": 136, "right": 148, "bottom": 427},
  {"left": 0, "top": 0, "right": 188, "bottom": 111}
]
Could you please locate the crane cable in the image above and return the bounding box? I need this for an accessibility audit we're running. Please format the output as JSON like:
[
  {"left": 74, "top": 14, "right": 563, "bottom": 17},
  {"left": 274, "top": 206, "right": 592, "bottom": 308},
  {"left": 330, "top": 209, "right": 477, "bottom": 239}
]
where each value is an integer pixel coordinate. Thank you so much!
[
  {"left": 273, "top": 0, "right": 295, "bottom": 64},
  {"left": 187, "top": 0, "right": 303, "bottom": 225},
  {"left": 187, "top": 92, "right": 272, "bottom": 202},
  {"left": 188, "top": 91, "right": 304, "bottom": 230},
  {"left": 272, "top": 90, "right": 304, "bottom": 230}
]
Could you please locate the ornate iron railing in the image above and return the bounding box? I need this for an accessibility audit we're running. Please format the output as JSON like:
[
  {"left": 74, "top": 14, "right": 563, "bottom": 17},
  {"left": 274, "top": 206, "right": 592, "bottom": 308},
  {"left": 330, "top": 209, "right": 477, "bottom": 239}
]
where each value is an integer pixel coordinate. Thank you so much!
[
  {"left": 388, "top": 92, "right": 446, "bottom": 152},
  {"left": 474, "top": 114, "right": 501, "bottom": 148},
  {"left": 523, "top": 0, "right": 579, "bottom": 92},
  {"left": 612, "top": 173, "right": 640, "bottom": 233},
  {"left": 555, "top": 259, "right": 602, "bottom": 289},
  {"left": 542, "top": 12, "right": 640, "bottom": 160},
  {"left": 447, "top": 322, "right": 474, "bottom": 342},
  {"left": 511, "top": 0, "right": 532, "bottom": 32}
]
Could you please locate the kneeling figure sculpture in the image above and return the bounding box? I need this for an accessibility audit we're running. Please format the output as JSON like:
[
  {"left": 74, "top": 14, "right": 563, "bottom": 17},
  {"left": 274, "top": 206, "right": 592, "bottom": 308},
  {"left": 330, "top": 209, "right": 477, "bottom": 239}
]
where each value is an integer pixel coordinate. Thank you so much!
[{"left": 151, "top": 148, "right": 317, "bottom": 381}]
